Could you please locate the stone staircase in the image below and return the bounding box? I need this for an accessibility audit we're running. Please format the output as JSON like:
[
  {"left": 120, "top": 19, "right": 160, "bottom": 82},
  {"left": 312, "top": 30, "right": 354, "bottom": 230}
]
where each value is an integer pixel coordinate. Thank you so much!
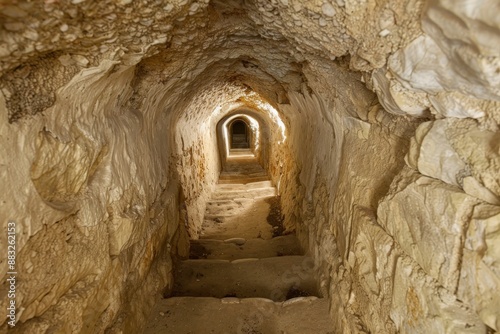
[
  {"left": 218, "top": 153, "right": 270, "bottom": 184},
  {"left": 144, "top": 154, "right": 334, "bottom": 333}
]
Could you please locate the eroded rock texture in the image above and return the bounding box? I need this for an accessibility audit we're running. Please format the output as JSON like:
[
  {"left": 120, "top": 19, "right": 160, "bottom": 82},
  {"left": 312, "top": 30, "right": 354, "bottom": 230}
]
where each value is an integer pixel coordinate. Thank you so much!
[{"left": 0, "top": 0, "right": 499, "bottom": 333}]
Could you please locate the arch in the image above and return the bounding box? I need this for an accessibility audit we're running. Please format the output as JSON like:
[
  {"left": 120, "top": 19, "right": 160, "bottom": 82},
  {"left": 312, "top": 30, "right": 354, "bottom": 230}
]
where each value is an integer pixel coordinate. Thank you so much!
[
  {"left": 216, "top": 111, "right": 265, "bottom": 172},
  {"left": 228, "top": 119, "right": 250, "bottom": 149}
]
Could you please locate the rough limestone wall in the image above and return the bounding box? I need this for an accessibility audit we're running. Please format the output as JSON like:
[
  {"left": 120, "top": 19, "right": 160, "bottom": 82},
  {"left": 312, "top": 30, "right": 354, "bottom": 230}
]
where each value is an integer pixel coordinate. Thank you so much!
[
  {"left": 368, "top": 1, "right": 500, "bottom": 332},
  {"left": 274, "top": 1, "right": 500, "bottom": 333},
  {"left": 0, "top": 56, "right": 189, "bottom": 333},
  {"left": 0, "top": 2, "right": 206, "bottom": 332}
]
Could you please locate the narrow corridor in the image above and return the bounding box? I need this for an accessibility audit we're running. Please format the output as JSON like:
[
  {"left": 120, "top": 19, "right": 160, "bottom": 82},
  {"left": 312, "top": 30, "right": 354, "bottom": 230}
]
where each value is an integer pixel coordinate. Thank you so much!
[
  {"left": 1, "top": 1, "right": 499, "bottom": 333},
  {"left": 144, "top": 152, "right": 334, "bottom": 333}
]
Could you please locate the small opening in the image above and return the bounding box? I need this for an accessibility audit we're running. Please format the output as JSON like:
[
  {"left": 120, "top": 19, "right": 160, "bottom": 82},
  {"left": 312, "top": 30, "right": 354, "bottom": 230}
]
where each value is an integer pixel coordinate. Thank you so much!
[{"left": 230, "top": 120, "right": 249, "bottom": 149}]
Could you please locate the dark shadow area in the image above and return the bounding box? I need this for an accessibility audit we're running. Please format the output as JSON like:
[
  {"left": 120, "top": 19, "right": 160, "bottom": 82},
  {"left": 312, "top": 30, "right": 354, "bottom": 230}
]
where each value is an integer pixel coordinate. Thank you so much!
[{"left": 230, "top": 119, "right": 250, "bottom": 149}]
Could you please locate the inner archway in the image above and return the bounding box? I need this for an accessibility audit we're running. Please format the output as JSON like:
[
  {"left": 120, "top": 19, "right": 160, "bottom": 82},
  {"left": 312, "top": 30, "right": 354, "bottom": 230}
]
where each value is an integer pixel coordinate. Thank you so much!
[{"left": 229, "top": 119, "right": 249, "bottom": 149}]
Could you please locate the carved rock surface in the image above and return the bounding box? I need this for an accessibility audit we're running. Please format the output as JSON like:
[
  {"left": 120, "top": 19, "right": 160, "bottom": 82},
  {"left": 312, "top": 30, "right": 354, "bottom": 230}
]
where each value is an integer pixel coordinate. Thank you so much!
[{"left": 378, "top": 169, "right": 479, "bottom": 291}]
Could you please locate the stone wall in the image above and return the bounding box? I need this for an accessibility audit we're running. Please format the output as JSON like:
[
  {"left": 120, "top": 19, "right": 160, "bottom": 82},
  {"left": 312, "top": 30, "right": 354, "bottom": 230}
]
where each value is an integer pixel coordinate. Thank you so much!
[
  {"left": 0, "top": 58, "right": 189, "bottom": 333},
  {"left": 272, "top": 1, "right": 500, "bottom": 333}
]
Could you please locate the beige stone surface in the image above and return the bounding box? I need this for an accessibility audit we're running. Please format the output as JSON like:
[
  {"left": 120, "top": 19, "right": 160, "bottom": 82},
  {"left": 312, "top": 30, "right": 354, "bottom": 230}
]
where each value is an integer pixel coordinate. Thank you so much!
[
  {"left": 413, "top": 120, "right": 468, "bottom": 187},
  {"left": 390, "top": 255, "right": 486, "bottom": 334},
  {"left": 378, "top": 169, "right": 479, "bottom": 291},
  {"left": 347, "top": 206, "right": 485, "bottom": 334},
  {"left": 407, "top": 118, "right": 500, "bottom": 205},
  {"left": 459, "top": 204, "right": 500, "bottom": 331},
  {"left": 0, "top": 0, "right": 499, "bottom": 332},
  {"left": 371, "top": 68, "right": 430, "bottom": 118},
  {"left": 446, "top": 120, "right": 500, "bottom": 199},
  {"left": 144, "top": 296, "right": 334, "bottom": 334}
]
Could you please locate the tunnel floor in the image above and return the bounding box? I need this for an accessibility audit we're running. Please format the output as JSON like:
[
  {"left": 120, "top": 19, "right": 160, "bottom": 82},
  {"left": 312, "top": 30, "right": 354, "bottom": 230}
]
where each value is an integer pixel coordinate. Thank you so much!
[{"left": 144, "top": 154, "right": 334, "bottom": 333}]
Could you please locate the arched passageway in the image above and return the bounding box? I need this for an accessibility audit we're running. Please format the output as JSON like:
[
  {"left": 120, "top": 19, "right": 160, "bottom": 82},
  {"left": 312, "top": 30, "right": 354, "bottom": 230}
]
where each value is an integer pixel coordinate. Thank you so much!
[
  {"left": 229, "top": 119, "right": 249, "bottom": 149},
  {"left": 1, "top": 0, "right": 499, "bottom": 333}
]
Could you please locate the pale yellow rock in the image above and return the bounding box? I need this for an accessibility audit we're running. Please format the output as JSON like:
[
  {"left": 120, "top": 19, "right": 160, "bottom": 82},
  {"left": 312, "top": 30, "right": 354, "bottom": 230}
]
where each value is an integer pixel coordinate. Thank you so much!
[
  {"left": 378, "top": 171, "right": 479, "bottom": 291},
  {"left": 108, "top": 217, "right": 134, "bottom": 256},
  {"left": 416, "top": 120, "right": 468, "bottom": 187},
  {"left": 390, "top": 256, "right": 486, "bottom": 334},
  {"left": 0, "top": 0, "right": 499, "bottom": 332},
  {"left": 429, "top": 91, "right": 487, "bottom": 119},
  {"left": 405, "top": 121, "right": 432, "bottom": 170},
  {"left": 463, "top": 176, "right": 500, "bottom": 206},
  {"left": 446, "top": 121, "right": 500, "bottom": 198},
  {"left": 372, "top": 68, "right": 430, "bottom": 117},
  {"left": 459, "top": 204, "right": 500, "bottom": 331}
]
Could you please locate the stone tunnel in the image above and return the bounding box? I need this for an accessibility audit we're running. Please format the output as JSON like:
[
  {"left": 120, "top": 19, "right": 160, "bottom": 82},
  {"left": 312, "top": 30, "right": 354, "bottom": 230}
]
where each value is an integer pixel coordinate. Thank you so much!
[{"left": 0, "top": 0, "right": 499, "bottom": 333}]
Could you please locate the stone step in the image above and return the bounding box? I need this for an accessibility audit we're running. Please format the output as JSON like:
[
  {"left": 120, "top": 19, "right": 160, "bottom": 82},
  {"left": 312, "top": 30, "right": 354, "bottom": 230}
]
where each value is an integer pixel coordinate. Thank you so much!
[
  {"left": 200, "top": 193, "right": 274, "bottom": 240},
  {"left": 211, "top": 188, "right": 274, "bottom": 195},
  {"left": 204, "top": 202, "right": 244, "bottom": 215},
  {"left": 144, "top": 296, "right": 334, "bottom": 334},
  {"left": 200, "top": 219, "right": 274, "bottom": 240},
  {"left": 171, "top": 256, "right": 318, "bottom": 301},
  {"left": 210, "top": 187, "right": 276, "bottom": 200},
  {"left": 189, "top": 235, "right": 303, "bottom": 260},
  {"left": 215, "top": 180, "right": 273, "bottom": 190},
  {"left": 218, "top": 176, "right": 270, "bottom": 184},
  {"left": 220, "top": 171, "right": 267, "bottom": 176},
  {"left": 204, "top": 198, "right": 262, "bottom": 218},
  {"left": 204, "top": 212, "right": 243, "bottom": 219},
  {"left": 205, "top": 198, "right": 250, "bottom": 207}
]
